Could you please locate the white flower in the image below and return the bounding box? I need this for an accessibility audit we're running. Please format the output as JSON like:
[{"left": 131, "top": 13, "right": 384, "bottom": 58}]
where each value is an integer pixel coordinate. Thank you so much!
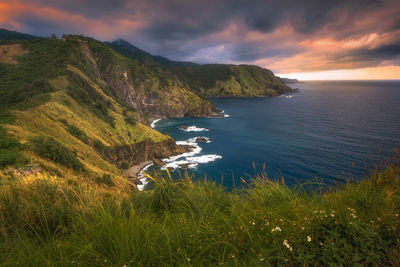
[
  {"left": 283, "top": 240, "right": 293, "bottom": 250},
  {"left": 307, "top": 236, "right": 311, "bottom": 242},
  {"left": 271, "top": 226, "right": 282, "bottom": 232}
]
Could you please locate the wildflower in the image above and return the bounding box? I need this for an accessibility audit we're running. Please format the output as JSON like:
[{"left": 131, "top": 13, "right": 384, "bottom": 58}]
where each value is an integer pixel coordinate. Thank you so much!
[
  {"left": 330, "top": 213, "right": 335, "bottom": 217},
  {"left": 186, "top": 258, "right": 191, "bottom": 262},
  {"left": 123, "top": 265, "right": 127, "bottom": 267},
  {"left": 319, "top": 242, "right": 323, "bottom": 246},
  {"left": 350, "top": 213, "right": 357, "bottom": 219},
  {"left": 395, "top": 214, "right": 399, "bottom": 217},
  {"left": 252, "top": 222, "right": 256, "bottom": 225},
  {"left": 271, "top": 226, "right": 281, "bottom": 232},
  {"left": 307, "top": 236, "right": 311, "bottom": 242},
  {"left": 283, "top": 240, "right": 293, "bottom": 251}
]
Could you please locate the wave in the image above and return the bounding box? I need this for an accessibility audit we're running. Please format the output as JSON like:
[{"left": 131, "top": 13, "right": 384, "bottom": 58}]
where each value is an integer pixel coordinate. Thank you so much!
[
  {"left": 161, "top": 137, "right": 221, "bottom": 170},
  {"left": 151, "top": 119, "right": 162, "bottom": 128},
  {"left": 179, "top": 126, "right": 210, "bottom": 132},
  {"left": 163, "top": 154, "right": 222, "bottom": 169},
  {"left": 137, "top": 178, "right": 149, "bottom": 191},
  {"left": 137, "top": 163, "right": 154, "bottom": 191},
  {"left": 187, "top": 154, "right": 222, "bottom": 163},
  {"left": 281, "top": 95, "right": 293, "bottom": 98}
]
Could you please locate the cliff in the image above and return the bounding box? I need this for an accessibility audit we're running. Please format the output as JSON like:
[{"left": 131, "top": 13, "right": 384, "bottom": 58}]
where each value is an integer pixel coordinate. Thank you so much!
[
  {"left": 0, "top": 33, "right": 216, "bottom": 178},
  {"left": 109, "top": 39, "right": 294, "bottom": 97}
]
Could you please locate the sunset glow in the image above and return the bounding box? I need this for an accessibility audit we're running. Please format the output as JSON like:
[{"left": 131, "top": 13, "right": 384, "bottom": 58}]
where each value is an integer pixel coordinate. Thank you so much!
[{"left": 1, "top": 0, "right": 399, "bottom": 80}]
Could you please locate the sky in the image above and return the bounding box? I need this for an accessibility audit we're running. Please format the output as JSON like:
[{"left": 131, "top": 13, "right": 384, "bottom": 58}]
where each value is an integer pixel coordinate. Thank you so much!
[{"left": 1, "top": 0, "right": 399, "bottom": 80}]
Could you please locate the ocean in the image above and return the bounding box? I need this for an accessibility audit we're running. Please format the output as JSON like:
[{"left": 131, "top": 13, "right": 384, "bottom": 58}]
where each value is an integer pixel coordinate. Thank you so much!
[{"left": 151, "top": 80, "right": 400, "bottom": 188}]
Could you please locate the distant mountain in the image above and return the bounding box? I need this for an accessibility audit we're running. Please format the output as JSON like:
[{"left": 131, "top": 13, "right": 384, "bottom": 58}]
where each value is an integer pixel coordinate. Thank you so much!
[
  {"left": 0, "top": 28, "right": 39, "bottom": 41},
  {"left": 279, "top": 77, "right": 300, "bottom": 84},
  {"left": 106, "top": 39, "right": 197, "bottom": 67}
]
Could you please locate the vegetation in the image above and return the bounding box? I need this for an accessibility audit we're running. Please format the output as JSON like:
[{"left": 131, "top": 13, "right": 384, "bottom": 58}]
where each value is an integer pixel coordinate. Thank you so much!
[
  {"left": 66, "top": 124, "right": 89, "bottom": 144},
  {"left": 66, "top": 71, "right": 116, "bottom": 127},
  {"left": 0, "top": 28, "right": 39, "bottom": 43},
  {"left": 0, "top": 164, "right": 398, "bottom": 266},
  {"left": 0, "top": 29, "right": 398, "bottom": 265},
  {"left": 0, "top": 127, "right": 21, "bottom": 167},
  {"left": 171, "top": 64, "right": 293, "bottom": 97},
  {"left": 108, "top": 39, "right": 293, "bottom": 97},
  {"left": 31, "top": 136, "right": 84, "bottom": 171}
]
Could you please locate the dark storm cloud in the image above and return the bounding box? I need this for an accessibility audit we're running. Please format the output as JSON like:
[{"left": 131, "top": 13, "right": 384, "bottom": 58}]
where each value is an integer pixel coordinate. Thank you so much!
[{"left": 1, "top": 0, "right": 399, "bottom": 72}]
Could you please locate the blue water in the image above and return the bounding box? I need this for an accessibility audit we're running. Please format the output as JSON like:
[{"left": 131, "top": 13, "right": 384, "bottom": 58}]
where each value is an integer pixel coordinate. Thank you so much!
[{"left": 154, "top": 81, "right": 400, "bottom": 188}]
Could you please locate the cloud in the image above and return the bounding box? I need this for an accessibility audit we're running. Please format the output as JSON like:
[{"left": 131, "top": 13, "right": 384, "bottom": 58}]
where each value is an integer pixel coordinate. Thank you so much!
[{"left": 0, "top": 0, "right": 399, "bottom": 74}]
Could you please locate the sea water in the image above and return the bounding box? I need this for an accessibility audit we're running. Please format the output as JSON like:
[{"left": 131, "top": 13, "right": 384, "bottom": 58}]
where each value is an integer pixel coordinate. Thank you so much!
[{"left": 152, "top": 80, "right": 400, "bottom": 188}]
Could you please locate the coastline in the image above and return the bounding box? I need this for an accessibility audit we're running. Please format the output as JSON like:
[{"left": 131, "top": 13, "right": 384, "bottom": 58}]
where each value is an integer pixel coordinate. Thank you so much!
[{"left": 123, "top": 160, "right": 153, "bottom": 178}]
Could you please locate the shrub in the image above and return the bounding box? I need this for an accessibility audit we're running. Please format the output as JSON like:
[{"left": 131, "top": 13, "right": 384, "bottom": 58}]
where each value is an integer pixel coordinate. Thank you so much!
[
  {"left": 66, "top": 72, "right": 115, "bottom": 128},
  {"left": 124, "top": 114, "right": 137, "bottom": 125},
  {"left": 93, "top": 139, "right": 107, "bottom": 153},
  {"left": 66, "top": 125, "right": 88, "bottom": 144},
  {"left": 31, "top": 136, "right": 83, "bottom": 171},
  {"left": 0, "top": 127, "right": 20, "bottom": 167},
  {"left": 95, "top": 174, "right": 115, "bottom": 186}
]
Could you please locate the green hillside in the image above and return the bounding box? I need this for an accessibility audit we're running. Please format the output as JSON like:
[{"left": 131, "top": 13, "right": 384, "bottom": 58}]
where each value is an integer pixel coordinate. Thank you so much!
[
  {"left": 172, "top": 64, "right": 294, "bottom": 97},
  {"left": 0, "top": 35, "right": 216, "bottom": 178},
  {"left": 108, "top": 39, "right": 294, "bottom": 97},
  {"left": 0, "top": 30, "right": 399, "bottom": 266}
]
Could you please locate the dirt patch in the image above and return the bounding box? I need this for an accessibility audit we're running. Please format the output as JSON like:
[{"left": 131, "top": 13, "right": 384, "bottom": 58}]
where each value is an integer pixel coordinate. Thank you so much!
[{"left": 0, "top": 44, "right": 29, "bottom": 64}]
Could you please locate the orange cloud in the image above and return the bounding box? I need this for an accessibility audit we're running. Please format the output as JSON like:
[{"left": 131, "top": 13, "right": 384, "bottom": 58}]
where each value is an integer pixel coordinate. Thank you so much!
[
  {"left": 278, "top": 66, "right": 400, "bottom": 80},
  {"left": 0, "top": 2, "right": 144, "bottom": 39}
]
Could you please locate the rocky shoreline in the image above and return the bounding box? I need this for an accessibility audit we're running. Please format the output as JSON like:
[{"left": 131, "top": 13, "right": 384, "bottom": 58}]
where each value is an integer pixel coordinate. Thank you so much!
[{"left": 122, "top": 142, "right": 195, "bottom": 189}]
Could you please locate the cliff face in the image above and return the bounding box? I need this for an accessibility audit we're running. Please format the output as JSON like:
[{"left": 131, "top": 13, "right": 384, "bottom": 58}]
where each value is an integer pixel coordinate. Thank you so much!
[
  {"left": 104, "top": 138, "right": 188, "bottom": 168},
  {"left": 171, "top": 64, "right": 294, "bottom": 97},
  {"left": 75, "top": 36, "right": 218, "bottom": 119},
  {"left": 108, "top": 39, "right": 294, "bottom": 98},
  {"left": 0, "top": 30, "right": 292, "bottom": 176},
  {"left": 0, "top": 34, "right": 214, "bottom": 176}
]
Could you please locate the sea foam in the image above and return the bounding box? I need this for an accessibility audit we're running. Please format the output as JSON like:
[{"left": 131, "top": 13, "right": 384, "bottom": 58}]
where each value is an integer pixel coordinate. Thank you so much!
[
  {"left": 161, "top": 137, "right": 221, "bottom": 170},
  {"left": 179, "top": 126, "right": 210, "bottom": 132},
  {"left": 151, "top": 119, "right": 161, "bottom": 128}
]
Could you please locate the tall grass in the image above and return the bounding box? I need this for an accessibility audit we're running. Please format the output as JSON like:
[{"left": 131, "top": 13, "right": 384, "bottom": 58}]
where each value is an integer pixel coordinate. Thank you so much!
[{"left": 0, "top": 162, "right": 399, "bottom": 266}]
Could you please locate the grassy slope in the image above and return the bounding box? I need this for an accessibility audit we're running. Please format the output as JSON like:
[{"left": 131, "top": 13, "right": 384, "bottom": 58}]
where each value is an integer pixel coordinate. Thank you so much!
[
  {"left": 108, "top": 39, "right": 292, "bottom": 97},
  {"left": 0, "top": 164, "right": 398, "bottom": 266},
  {"left": 171, "top": 64, "right": 293, "bottom": 97},
  {"left": 0, "top": 37, "right": 170, "bottom": 177}
]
